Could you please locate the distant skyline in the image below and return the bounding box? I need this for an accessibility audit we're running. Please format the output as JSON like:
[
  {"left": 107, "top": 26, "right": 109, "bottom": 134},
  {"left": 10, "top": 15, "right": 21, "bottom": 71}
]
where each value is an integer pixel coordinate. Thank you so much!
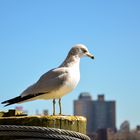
[
  {"left": 0, "top": 0, "right": 140, "bottom": 129},
  {"left": 74, "top": 93, "right": 116, "bottom": 133}
]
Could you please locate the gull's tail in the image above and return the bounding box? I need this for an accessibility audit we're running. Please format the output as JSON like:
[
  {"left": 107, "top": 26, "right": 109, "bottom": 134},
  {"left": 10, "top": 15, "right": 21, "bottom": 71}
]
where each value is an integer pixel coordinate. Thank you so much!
[
  {"left": 2, "top": 96, "right": 24, "bottom": 106},
  {"left": 1, "top": 93, "right": 45, "bottom": 107}
]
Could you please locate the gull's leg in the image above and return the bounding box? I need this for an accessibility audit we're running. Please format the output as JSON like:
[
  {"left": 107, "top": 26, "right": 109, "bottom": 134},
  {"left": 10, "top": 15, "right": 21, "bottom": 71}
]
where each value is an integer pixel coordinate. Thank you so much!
[
  {"left": 59, "top": 98, "right": 62, "bottom": 115},
  {"left": 53, "top": 99, "right": 56, "bottom": 115}
]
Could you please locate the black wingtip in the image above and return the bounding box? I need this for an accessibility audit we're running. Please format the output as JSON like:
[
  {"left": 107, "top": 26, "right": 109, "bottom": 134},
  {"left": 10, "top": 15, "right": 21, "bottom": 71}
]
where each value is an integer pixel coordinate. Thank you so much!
[
  {"left": 1, "top": 96, "right": 22, "bottom": 107},
  {"left": 2, "top": 102, "right": 13, "bottom": 107},
  {"left": 1, "top": 101, "right": 10, "bottom": 107},
  {"left": 1, "top": 101, "right": 7, "bottom": 104},
  {"left": 3, "top": 104, "right": 9, "bottom": 107},
  {"left": 1, "top": 93, "right": 45, "bottom": 107}
]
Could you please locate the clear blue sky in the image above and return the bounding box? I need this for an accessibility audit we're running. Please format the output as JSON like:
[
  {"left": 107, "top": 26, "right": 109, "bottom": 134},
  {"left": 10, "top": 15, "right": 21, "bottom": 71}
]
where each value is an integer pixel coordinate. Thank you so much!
[{"left": 0, "top": 0, "right": 140, "bottom": 129}]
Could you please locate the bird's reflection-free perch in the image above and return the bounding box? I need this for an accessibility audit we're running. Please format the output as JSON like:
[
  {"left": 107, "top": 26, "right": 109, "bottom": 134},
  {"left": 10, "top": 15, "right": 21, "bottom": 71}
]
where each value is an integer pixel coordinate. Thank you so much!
[
  {"left": 0, "top": 110, "right": 88, "bottom": 139},
  {"left": 0, "top": 110, "right": 90, "bottom": 139}
]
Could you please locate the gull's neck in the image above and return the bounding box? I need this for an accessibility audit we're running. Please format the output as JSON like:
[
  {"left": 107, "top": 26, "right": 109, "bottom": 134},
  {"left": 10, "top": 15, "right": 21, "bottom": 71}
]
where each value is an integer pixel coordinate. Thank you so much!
[{"left": 59, "top": 55, "right": 80, "bottom": 68}]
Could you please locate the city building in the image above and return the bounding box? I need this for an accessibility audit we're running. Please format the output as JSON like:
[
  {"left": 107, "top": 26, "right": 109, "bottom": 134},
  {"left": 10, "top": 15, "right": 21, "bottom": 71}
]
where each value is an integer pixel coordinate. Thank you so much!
[
  {"left": 74, "top": 92, "right": 116, "bottom": 135},
  {"left": 108, "top": 125, "right": 140, "bottom": 140},
  {"left": 74, "top": 92, "right": 94, "bottom": 134},
  {"left": 120, "top": 120, "right": 130, "bottom": 133},
  {"left": 107, "top": 122, "right": 140, "bottom": 140}
]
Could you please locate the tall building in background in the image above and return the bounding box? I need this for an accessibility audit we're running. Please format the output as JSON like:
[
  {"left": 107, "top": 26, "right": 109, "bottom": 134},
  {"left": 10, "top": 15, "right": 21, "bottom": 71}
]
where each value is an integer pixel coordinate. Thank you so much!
[
  {"left": 74, "top": 92, "right": 94, "bottom": 134},
  {"left": 74, "top": 93, "right": 116, "bottom": 135}
]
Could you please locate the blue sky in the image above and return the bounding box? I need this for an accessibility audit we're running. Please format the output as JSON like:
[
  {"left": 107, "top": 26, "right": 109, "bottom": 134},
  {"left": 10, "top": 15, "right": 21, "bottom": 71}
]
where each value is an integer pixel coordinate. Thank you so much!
[{"left": 0, "top": 0, "right": 140, "bottom": 129}]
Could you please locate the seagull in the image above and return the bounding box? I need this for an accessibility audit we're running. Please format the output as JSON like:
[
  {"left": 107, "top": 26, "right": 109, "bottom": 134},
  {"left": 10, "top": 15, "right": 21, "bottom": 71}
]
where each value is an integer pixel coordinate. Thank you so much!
[{"left": 2, "top": 44, "right": 94, "bottom": 115}]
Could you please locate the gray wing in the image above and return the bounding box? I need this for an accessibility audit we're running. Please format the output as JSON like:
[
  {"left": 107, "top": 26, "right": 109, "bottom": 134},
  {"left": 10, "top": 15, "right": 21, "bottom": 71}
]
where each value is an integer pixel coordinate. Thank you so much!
[{"left": 21, "top": 67, "right": 68, "bottom": 97}]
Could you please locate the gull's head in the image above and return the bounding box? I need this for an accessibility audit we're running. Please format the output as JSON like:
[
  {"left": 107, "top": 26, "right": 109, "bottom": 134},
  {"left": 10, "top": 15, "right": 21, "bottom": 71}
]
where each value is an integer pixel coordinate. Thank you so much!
[
  {"left": 69, "top": 44, "right": 94, "bottom": 59},
  {"left": 61, "top": 44, "right": 94, "bottom": 67}
]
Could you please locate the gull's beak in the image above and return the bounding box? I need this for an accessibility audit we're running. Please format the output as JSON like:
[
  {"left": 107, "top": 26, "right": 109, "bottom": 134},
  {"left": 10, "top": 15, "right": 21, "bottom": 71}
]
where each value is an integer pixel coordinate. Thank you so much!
[{"left": 86, "top": 52, "right": 94, "bottom": 59}]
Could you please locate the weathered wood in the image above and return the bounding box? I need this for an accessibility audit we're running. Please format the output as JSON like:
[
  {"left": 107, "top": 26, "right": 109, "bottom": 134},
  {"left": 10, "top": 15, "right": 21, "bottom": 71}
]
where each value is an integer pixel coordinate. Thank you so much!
[
  {"left": 0, "top": 109, "right": 27, "bottom": 117},
  {"left": 0, "top": 115, "right": 87, "bottom": 134}
]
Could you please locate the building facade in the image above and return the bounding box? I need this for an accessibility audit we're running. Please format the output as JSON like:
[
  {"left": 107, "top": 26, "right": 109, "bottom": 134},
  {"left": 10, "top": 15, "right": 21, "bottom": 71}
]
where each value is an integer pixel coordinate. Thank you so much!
[
  {"left": 74, "top": 92, "right": 94, "bottom": 133},
  {"left": 74, "top": 93, "right": 116, "bottom": 134}
]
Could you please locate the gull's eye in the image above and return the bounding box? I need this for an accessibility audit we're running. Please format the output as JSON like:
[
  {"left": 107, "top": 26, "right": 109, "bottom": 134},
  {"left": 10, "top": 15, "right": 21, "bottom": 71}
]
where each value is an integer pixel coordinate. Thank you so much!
[{"left": 82, "top": 49, "right": 87, "bottom": 53}]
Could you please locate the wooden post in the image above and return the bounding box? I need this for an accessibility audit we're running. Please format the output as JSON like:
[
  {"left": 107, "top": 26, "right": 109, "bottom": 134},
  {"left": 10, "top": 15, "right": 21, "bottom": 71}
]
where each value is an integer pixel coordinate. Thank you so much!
[{"left": 0, "top": 110, "right": 87, "bottom": 134}]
